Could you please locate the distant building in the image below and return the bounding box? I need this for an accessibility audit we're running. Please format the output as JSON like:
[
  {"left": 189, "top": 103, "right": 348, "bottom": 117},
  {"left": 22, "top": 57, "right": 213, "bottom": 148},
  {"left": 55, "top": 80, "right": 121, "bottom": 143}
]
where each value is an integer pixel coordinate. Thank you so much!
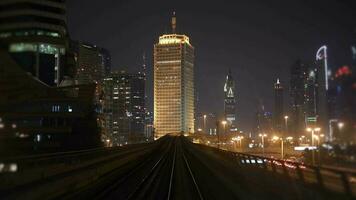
[
  {"left": 154, "top": 13, "right": 195, "bottom": 137},
  {"left": 103, "top": 71, "right": 145, "bottom": 146},
  {"left": 0, "top": 0, "right": 69, "bottom": 86},
  {"left": 254, "top": 101, "right": 273, "bottom": 137},
  {"left": 70, "top": 41, "right": 111, "bottom": 85},
  {"left": 273, "top": 79, "right": 284, "bottom": 134},
  {"left": 224, "top": 69, "right": 237, "bottom": 130},
  {"left": 290, "top": 60, "right": 308, "bottom": 136},
  {"left": 304, "top": 68, "right": 318, "bottom": 126},
  {"left": 145, "top": 111, "right": 154, "bottom": 140},
  {"left": 328, "top": 66, "right": 356, "bottom": 144},
  {"left": 100, "top": 48, "right": 112, "bottom": 77}
]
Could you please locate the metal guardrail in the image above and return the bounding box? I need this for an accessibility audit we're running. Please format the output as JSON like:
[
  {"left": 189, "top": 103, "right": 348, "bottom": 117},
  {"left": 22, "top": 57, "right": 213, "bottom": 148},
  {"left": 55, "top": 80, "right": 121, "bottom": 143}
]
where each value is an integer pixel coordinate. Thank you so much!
[{"left": 216, "top": 148, "right": 356, "bottom": 198}]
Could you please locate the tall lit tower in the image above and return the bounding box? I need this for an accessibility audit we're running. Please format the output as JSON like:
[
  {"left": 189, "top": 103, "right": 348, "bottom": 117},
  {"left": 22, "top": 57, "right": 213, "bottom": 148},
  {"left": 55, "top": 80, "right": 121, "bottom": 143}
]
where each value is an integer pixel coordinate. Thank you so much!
[
  {"left": 224, "top": 69, "right": 237, "bottom": 129},
  {"left": 273, "top": 79, "right": 284, "bottom": 134},
  {"left": 154, "top": 13, "right": 195, "bottom": 137}
]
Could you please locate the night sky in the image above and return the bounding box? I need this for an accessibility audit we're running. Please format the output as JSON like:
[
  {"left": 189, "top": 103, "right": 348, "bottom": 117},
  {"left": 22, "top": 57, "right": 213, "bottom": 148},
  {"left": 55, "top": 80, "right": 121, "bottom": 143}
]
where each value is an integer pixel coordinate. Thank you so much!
[{"left": 67, "top": 0, "right": 356, "bottom": 132}]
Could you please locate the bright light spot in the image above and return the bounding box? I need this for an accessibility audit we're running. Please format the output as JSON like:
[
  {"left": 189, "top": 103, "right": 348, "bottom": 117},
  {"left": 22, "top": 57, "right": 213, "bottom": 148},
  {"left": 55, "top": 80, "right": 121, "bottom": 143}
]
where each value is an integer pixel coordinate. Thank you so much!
[
  {"left": 338, "top": 122, "right": 344, "bottom": 129},
  {"left": 9, "top": 163, "right": 17, "bottom": 172},
  {"left": 272, "top": 136, "right": 279, "bottom": 140},
  {"left": 294, "top": 146, "right": 317, "bottom": 151},
  {"left": 19, "top": 133, "right": 29, "bottom": 138},
  {"left": 286, "top": 137, "right": 293, "bottom": 140},
  {"left": 0, "top": 163, "right": 4, "bottom": 172}
]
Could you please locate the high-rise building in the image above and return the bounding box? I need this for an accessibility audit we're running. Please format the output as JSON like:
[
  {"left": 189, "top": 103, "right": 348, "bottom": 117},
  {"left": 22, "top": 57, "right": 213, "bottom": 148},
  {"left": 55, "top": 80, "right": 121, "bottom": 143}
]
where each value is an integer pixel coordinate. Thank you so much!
[
  {"left": 254, "top": 101, "right": 273, "bottom": 137},
  {"left": 103, "top": 71, "right": 145, "bottom": 146},
  {"left": 153, "top": 13, "right": 195, "bottom": 137},
  {"left": 100, "top": 48, "right": 112, "bottom": 77},
  {"left": 273, "top": 79, "right": 284, "bottom": 134},
  {"left": 290, "top": 60, "right": 308, "bottom": 136},
  {"left": 0, "top": 0, "right": 69, "bottom": 86},
  {"left": 304, "top": 69, "right": 318, "bottom": 124},
  {"left": 71, "top": 41, "right": 111, "bottom": 85},
  {"left": 224, "top": 69, "right": 237, "bottom": 130}
]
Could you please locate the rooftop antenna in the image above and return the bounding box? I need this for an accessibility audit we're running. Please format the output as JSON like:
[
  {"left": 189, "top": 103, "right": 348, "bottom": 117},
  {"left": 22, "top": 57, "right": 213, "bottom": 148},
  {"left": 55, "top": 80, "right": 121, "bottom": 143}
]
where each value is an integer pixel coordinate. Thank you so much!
[{"left": 171, "top": 11, "right": 176, "bottom": 33}]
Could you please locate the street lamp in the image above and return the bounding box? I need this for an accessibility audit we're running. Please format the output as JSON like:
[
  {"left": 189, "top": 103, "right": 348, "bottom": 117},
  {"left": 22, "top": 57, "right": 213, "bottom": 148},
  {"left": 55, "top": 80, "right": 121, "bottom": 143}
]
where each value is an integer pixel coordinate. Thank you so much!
[
  {"left": 259, "top": 133, "right": 267, "bottom": 157},
  {"left": 222, "top": 120, "right": 227, "bottom": 134},
  {"left": 234, "top": 136, "right": 244, "bottom": 149},
  {"left": 284, "top": 115, "right": 289, "bottom": 135},
  {"left": 338, "top": 122, "right": 344, "bottom": 129},
  {"left": 272, "top": 136, "right": 286, "bottom": 160},
  {"left": 203, "top": 114, "right": 207, "bottom": 134},
  {"left": 306, "top": 127, "right": 321, "bottom": 165}
]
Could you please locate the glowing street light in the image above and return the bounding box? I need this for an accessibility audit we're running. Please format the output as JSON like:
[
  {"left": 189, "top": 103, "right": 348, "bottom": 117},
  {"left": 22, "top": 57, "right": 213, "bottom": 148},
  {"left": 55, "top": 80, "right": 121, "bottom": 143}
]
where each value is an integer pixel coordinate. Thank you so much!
[
  {"left": 222, "top": 120, "right": 227, "bottom": 134},
  {"left": 306, "top": 127, "right": 321, "bottom": 165},
  {"left": 259, "top": 133, "right": 267, "bottom": 157},
  {"left": 232, "top": 136, "right": 244, "bottom": 149},
  {"left": 203, "top": 114, "right": 207, "bottom": 133},
  {"left": 272, "top": 136, "right": 286, "bottom": 159},
  {"left": 338, "top": 122, "right": 344, "bottom": 129},
  {"left": 284, "top": 115, "right": 289, "bottom": 134}
]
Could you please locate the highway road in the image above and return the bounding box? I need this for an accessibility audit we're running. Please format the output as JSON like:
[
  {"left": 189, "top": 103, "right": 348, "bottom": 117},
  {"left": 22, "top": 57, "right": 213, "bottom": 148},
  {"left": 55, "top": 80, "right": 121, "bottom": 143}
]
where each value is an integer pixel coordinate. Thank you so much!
[{"left": 0, "top": 136, "right": 352, "bottom": 200}]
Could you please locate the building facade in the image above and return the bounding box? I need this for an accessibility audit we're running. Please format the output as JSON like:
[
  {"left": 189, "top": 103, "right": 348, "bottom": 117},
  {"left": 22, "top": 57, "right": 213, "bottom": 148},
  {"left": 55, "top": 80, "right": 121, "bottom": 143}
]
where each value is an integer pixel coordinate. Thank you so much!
[
  {"left": 103, "top": 71, "right": 146, "bottom": 146},
  {"left": 0, "top": 48, "right": 100, "bottom": 152},
  {"left": 290, "top": 60, "right": 308, "bottom": 136},
  {"left": 70, "top": 41, "right": 111, "bottom": 85},
  {"left": 153, "top": 14, "right": 195, "bottom": 137},
  {"left": 224, "top": 69, "right": 237, "bottom": 130},
  {"left": 273, "top": 79, "right": 284, "bottom": 134},
  {"left": 0, "top": 0, "right": 69, "bottom": 86}
]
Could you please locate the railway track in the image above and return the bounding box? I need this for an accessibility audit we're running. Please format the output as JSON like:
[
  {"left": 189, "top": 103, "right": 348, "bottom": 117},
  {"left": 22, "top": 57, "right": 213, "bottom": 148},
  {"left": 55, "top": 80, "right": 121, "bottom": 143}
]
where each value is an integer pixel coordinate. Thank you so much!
[{"left": 74, "top": 136, "right": 204, "bottom": 200}]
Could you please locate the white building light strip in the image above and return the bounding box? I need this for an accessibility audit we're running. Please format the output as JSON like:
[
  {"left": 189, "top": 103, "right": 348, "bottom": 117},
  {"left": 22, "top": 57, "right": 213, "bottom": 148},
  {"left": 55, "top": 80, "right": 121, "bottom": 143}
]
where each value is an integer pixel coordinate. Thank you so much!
[{"left": 156, "top": 60, "right": 181, "bottom": 64}]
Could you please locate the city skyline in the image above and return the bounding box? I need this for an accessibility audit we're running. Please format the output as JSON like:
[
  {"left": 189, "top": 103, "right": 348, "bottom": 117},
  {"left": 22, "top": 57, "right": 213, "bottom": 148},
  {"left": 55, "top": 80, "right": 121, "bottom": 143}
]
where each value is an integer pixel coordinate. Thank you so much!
[
  {"left": 1, "top": 1, "right": 356, "bottom": 198},
  {"left": 66, "top": 0, "right": 356, "bottom": 132}
]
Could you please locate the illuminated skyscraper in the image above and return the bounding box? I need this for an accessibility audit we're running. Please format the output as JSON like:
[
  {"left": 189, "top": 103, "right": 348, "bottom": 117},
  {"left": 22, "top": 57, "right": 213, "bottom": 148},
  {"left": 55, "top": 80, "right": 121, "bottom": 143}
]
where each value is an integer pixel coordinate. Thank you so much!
[
  {"left": 154, "top": 13, "right": 195, "bottom": 137},
  {"left": 305, "top": 69, "right": 318, "bottom": 123},
  {"left": 224, "top": 69, "right": 237, "bottom": 129},
  {"left": 273, "top": 79, "right": 284, "bottom": 134}
]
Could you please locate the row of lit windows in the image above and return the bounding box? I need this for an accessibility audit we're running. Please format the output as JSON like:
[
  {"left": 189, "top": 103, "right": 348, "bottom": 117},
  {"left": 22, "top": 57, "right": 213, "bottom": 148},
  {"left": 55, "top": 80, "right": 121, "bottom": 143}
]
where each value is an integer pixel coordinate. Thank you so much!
[
  {"left": 0, "top": 30, "right": 60, "bottom": 38},
  {"left": 9, "top": 42, "right": 65, "bottom": 54}
]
